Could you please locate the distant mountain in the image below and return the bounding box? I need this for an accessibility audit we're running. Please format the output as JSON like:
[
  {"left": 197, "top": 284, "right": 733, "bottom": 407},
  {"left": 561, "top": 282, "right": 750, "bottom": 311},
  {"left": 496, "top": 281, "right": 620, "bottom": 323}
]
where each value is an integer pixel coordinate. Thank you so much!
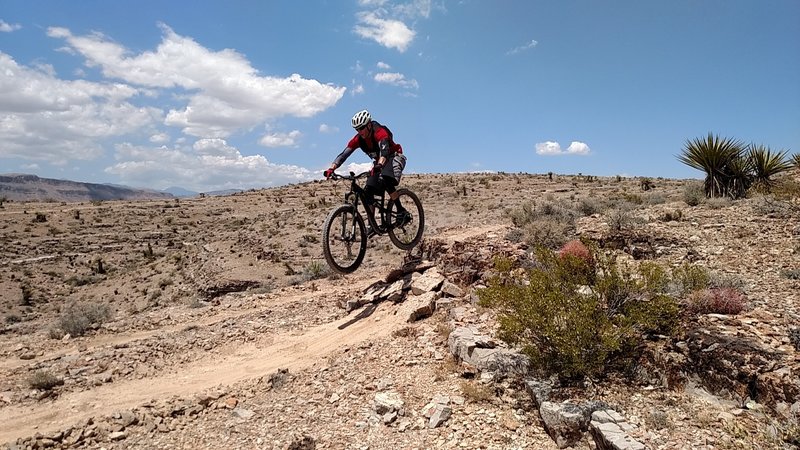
[
  {"left": 0, "top": 174, "right": 174, "bottom": 202},
  {"left": 205, "top": 189, "right": 244, "bottom": 197},
  {"left": 162, "top": 186, "right": 246, "bottom": 198},
  {"left": 163, "top": 186, "right": 199, "bottom": 198}
]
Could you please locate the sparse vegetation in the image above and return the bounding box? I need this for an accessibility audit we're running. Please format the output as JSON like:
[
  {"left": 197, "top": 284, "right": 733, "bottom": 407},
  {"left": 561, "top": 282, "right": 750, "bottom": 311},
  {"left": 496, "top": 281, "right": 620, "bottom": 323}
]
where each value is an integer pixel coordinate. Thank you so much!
[
  {"left": 670, "top": 263, "right": 711, "bottom": 297},
  {"left": 28, "top": 370, "right": 64, "bottom": 390},
  {"left": 0, "top": 172, "right": 795, "bottom": 448},
  {"left": 51, "top": 301, "right": 112, "bottom": 338},
  {"left": 606, "top": 207, "right": 637, "bottom": 234},
  {"left": 783, "top": 269, "right": 800, "bottom": 281},
  {"left": 460, "top": 381, "right": 494, "bottom": 403},
  {"left": 298, "top": 260, "right": 330, "bottom": 282},
  {"left": 682, "top": 182, "right": 704, "bottom": 206},
  {"left": 20, "top": 283, "right": 33, "bottom": 306},
  {"left": 508, "top": 201, "right": 577, "bottom": 249}
]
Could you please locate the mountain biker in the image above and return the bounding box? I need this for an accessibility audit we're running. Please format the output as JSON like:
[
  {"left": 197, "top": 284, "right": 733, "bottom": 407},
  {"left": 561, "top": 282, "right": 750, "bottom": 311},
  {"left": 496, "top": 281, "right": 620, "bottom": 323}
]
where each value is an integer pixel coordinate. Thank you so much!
[{"left": 323, "top": 110, "right": 409, "bottom": 236}]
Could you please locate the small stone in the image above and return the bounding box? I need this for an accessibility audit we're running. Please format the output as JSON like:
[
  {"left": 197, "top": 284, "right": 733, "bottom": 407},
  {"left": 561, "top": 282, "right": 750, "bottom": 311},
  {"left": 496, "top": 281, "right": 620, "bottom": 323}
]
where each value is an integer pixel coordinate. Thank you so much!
[
  {"left": 232, "top": 408, "right": 255, "bottom": 420},
  {"left": 428, "top": 404, "right": 452, "bottom": 428},
  {"left": 108, "top": 431, "right": 127, "bottom": 441},
  {"left": 374, "top": 392, "right": 404, "bottom": 415}
]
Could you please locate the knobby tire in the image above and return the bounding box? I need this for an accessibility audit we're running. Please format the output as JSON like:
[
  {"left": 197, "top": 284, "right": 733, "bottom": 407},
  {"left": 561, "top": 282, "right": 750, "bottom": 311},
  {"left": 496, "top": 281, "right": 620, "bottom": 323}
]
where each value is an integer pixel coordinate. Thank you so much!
[
  {"left": 387, "top": 189, "right": 424, "bottom": 251},
  {"left": 322, "top": 204, "right": 367, "bottom": 274}
]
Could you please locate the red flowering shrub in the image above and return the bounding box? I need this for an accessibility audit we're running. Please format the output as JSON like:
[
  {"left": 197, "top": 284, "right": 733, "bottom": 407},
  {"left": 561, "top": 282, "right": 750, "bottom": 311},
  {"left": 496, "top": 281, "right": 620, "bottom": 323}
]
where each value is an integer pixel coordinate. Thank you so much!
[
  {"left": 557, "top": 239, "right": 595, "bottom": 285},
  {"left": 558, "top": 239, "right": 592, "bottom": 264},
  {"left": 686, "top": 287, "right": 747, "bottom": 315}
]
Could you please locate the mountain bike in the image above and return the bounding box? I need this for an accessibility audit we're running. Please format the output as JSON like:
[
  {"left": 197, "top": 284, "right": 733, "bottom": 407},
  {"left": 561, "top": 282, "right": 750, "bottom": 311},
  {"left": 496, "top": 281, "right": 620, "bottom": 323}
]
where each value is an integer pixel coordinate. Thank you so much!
[{"left": 322, "top": 171, "right": 424, "bottom": 274}]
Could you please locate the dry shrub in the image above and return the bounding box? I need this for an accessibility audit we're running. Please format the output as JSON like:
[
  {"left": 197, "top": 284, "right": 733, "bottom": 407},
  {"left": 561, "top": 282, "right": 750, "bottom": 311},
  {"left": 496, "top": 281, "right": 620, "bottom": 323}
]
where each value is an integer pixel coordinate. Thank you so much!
[
  {"left": 28, "top": 370, "right": 64, "bottom": 390},
  {"left": 508, "top": 201, "right": 577, "bottom": 249},
  {"left": 52, "top": 301, "right": 112, "bottom": 338},
  {"left": 683, "top": 182, "right": 704, "bottom": 206},
  {"left": 686, "top": 288, "right": 747, "bottom": 315},
  {"left": 460, "top": 381, "right": 494, "bottom": 403},
  {"left": 521, "top": 218, "right": 573, "bottom": 250}
]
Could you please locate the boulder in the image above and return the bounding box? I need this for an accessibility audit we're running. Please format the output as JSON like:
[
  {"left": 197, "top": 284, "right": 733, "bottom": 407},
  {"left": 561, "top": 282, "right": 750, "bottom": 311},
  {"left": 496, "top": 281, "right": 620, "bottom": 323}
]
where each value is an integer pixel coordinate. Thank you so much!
[
  {"left": 590, "top": 410, "right": 646, "bottom": 450},
  {"left": 448, "top": 327, "right": 530, "bottom": 378}
]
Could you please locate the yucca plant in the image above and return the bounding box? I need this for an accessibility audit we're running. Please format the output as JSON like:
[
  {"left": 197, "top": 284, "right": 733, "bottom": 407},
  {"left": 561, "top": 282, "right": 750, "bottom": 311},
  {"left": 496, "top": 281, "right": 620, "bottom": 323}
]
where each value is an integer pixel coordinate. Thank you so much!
[
  {"left": 791, "top": 153, "right": 800, "bottom": 169},
  {"left": 747, "top": 145, "right": 793, "bottom": 193},
  {"left": 725, "top": 154, "right": 753, "bottom": 199},
  {"left": 678, "top": 133, "right": 746, "bottom": 198}
]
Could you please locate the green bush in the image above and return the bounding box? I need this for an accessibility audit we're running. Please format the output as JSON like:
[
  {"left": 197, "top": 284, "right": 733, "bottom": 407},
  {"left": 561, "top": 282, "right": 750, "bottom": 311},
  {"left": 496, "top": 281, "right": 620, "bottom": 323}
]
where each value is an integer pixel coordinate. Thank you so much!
[
  {"left": 300, "top": 260, "right": 330, "bottom": 282},
  {"left": 478, "top": 246, "right": 680, "bottom": 381},
  {"left": 669, "top": 263, "right": 710, "bottom": 297}
]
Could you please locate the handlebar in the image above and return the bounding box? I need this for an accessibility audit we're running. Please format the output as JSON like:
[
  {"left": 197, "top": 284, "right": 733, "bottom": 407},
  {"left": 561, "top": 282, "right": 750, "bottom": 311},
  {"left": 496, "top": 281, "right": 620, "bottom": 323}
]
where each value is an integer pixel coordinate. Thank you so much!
[{"left": 328, "top": 171, "right": 370, "bottom": 181}]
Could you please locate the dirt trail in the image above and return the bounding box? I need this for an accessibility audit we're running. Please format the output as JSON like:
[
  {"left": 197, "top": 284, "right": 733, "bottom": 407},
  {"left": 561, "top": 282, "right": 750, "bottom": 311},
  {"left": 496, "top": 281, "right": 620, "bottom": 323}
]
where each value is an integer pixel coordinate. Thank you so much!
[
  {"left": 0, "top": 225, "right": 507, "bottom": 444},
  {"left": 0, "top": 282, "right": 343, "bottom": 372},
  {"left": 0, "top": 299, "right": 406, "bottom": 443}
]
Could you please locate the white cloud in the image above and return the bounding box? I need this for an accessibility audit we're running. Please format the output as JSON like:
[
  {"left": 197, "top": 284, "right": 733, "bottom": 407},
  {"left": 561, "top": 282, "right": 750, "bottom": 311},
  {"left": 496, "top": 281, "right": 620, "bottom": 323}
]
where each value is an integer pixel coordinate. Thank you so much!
[
  {"left": 377, "top": 61, "right": 391, "bottom": 70},
  {"left": 106, "top": 140, "right": 314, "bottom": 191},
  {"left": 535, "top": 141, "right": 591, "bottom": 156},
  {"left": 344, "top": 162, "right": 374, "bottom": 174},
  {"left": 374, "top": 72, "right": 419, "bottom": 89},
  {"left": 566, "top": 141, "right": 591, "bottom": 155},
  {"left": 393, "top": 0, "right": 435, "bottom": 19},
  {"left": 352, "top": 83, "right": 365, "bottom": 95},
  {"left": 319, "top": 124, "right": 339, "bottom": 133},
  {"left": 0, "top": 52, "right": 160, "bottom": 164},
  {"left": 358, "top": 0, "right": 436, "bottom": 19},
  {"left": 506, "top": 39, "right": 538, "bottom": 56},
  {"left": 0, "top": 20, "right": 21, "bottom": 33},
  {"left": 354, "top": 12, "right": 415, "bottom": 52},
  {"left": 149, "top": 132, "right": 170, "bottom": 144},
  {"left": 258, "top": 130, "right": 302, "bottom": 148},
  {"left": 47, "top": 24, "right": 346, "bottom": 138}
]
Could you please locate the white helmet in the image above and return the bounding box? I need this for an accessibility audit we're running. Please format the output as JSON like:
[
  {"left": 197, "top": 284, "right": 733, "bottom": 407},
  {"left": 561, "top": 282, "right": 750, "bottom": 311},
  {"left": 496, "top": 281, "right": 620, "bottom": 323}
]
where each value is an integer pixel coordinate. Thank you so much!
[{"left": 351, "top": 109, "right": 372, "bottom": 129}]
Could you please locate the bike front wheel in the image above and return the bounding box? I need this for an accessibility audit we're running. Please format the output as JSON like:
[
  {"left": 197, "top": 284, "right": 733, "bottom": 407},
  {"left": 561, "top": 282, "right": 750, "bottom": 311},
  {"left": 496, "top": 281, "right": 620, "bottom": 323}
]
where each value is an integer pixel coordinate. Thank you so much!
[
  {"left": 388, "top": 189, "right": 424, "bottom": 251},
  {"left": 322, "top": 204, "right": 367, "bottom": 274}
]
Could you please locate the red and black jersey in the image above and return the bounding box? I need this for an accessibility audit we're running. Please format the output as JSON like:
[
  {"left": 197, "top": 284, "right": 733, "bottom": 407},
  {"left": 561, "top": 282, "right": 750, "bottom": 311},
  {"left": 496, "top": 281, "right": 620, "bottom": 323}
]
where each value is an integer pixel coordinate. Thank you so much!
[{"left": 333, "top": 121, "right": 402, "bottom": 167}]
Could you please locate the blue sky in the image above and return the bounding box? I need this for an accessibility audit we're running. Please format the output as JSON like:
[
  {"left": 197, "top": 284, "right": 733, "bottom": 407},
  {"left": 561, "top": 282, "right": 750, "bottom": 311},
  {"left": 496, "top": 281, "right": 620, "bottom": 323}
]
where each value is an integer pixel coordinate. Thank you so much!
[{"left": 1, "top": 1, "right": 798, "bottom": 192}]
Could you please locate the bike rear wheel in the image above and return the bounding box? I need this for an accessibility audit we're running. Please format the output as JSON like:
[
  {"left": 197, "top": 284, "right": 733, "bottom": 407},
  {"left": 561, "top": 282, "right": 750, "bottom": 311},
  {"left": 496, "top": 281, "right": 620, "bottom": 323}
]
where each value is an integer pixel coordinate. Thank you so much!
[
  {"left": 387, "top": 189, "right": 424, "bottom": 251},
  {"left": 323, "top": 204, "right": 367, "bottom": 274}
]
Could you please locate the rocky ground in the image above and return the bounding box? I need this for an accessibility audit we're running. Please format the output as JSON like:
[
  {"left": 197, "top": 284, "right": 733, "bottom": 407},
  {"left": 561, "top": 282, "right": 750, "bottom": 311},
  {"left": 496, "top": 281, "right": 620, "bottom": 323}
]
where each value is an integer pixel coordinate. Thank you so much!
[{"left": 1, "top": 172, "right": 798, "bottom": 449}]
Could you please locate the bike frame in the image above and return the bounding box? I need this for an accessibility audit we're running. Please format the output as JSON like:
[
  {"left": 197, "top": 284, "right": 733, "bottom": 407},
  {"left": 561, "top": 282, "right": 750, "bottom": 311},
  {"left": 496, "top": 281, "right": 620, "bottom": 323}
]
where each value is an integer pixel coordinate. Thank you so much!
[{"left": 334, "top": 172, "right": 396, "bottom": 235}]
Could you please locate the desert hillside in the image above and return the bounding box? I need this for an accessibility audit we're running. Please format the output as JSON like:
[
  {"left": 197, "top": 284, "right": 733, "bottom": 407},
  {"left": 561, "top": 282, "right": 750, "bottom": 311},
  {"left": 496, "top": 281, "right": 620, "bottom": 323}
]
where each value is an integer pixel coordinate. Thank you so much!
[
  {"left": 0, "top": 174, "right": 173, "bottom": 203},
  {"left": 1, "top": 172, "right": 798, "bottom": 449}
]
